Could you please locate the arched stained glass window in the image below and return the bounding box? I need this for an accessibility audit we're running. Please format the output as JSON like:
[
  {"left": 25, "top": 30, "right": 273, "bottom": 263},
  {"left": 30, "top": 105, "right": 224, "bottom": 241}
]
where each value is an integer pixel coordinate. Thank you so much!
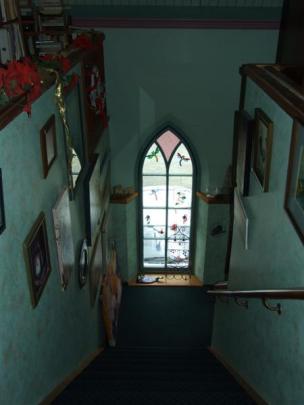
[{"left": 141, "top": 129, "right": 194, "bottom": 272}]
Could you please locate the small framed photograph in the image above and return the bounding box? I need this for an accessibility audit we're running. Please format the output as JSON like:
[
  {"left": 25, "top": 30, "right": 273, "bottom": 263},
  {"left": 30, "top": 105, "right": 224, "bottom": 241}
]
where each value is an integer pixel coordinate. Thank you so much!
[
  {"left": 0, "top": 169, "right": 5, "bottom": 235},
  {"left": 253, "top": 108, "right": 273, "bottom": 192},
  {"left": 285, "top": 121, "right": 304, "bottom": 243},
  {"left": 52, "top": 188, "right": 75, "bottom": 290},
  {"left": 40, "top": 115, "right": 57, "bottom": 179},
  {"left": 235, "top": 110, "right": 254, "bottom": 196},
  {"left": 23, "top": 212, "right": 52, "bottom": 307}
]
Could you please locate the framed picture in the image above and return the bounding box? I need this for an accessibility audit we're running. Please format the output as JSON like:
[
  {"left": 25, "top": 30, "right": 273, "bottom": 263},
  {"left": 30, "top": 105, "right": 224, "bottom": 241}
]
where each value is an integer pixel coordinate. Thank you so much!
[
  {"left": 40, "top": 115, "right": 57, "bottom": 179},
  {"left": 285, "top": 121, "right": 304, "bottom": 243},
  {"left": 0, "top": 169, "right": 5, "bottom": 234},
  {"left": 235, "top": 110, "right": 254, "bottom": 196},
  {"left": 84, "top": 154, "right": 102, "bottom": 246},
  {"left": 234, "top": 188, "right": 249, "bottom": 250},
  {"left": 52, "top": 188, "right": 75, "bottom": 289},
  {"left": 78, "top": 239, "right": 89, "bottom": 288},
  {"left": 64, "top": 81, "right": 86, "bottom": 200},
  {"left": 23, "top": 212, "right": 52, "bottom": 307},
  {"left": 253, "top": 108, "right": 273, "bottom": 192},
  {"left": 89, "top": 231, "right": 103, "bottom": 306}
]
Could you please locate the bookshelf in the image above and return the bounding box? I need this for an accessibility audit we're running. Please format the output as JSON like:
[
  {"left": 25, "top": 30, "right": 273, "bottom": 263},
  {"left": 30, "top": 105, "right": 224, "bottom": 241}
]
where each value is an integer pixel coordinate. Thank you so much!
[
  {"left": 36, "top": 0, "right": 71, "bottom": 56},
  {"left": 0, "top": 0, "right": 26, "bottom": 63}
]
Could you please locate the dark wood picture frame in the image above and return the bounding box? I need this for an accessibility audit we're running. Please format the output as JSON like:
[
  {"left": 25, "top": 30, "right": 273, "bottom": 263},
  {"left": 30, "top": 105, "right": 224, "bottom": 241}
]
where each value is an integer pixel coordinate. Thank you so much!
[
  {"left": 84, "top": 154, "right": 102, "bottom": 246},
  {"left": 23, "top": 212, "right": 52, "bottom": 307},
  {"left": 0, "top": 169, "right": 5, "bottom": 234},
  {"left": 40, "top": 114, "right": 57, "bottom": 179},
  {"left": 236, "top": 110, "right": 254, "bottom": 196},
  {"left": 253, "top": 108, "right": 273, "bottom": 192},
  {"left": 285, "top": 120, "right": 304, "bottom": 243}
]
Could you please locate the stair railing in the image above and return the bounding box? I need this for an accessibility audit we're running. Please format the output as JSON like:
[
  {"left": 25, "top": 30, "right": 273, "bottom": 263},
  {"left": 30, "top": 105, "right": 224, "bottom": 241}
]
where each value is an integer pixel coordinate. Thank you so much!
[{"left": 207, "top": 288, "right": 304, "bottom": 315}]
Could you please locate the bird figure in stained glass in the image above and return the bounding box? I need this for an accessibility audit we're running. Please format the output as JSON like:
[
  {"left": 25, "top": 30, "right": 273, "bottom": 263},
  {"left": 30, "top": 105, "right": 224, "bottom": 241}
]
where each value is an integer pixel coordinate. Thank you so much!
[
  {"left": 182, "top": 214, "right": 188, "bottom": 224},
  {"left": 175, "top": 191, "right": 186, "bottom": 205},
  {"left": 177, "top": 152, "right": 190, "bottom": 166},
  {"left": 151, "top": 189, "right": 159, "bottom": 200},
  {"left": 146, "top": 146, "right": 160, "bottom": 162},
  {"left": 145, "top": 215, "right": 151, "bottom": 224}
]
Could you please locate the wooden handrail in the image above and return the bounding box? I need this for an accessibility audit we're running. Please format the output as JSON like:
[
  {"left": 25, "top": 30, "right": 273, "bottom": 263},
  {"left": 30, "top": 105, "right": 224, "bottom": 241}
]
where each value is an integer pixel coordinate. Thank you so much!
[{"left": 207, "top": 288, "right": 304, "bottom": 300}]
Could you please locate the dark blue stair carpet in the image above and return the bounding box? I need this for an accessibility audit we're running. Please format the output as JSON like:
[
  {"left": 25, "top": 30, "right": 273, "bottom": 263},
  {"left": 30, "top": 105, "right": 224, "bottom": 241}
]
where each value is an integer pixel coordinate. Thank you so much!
[{"left": 54, "top": 347, "right": 254, "bottom": 405}]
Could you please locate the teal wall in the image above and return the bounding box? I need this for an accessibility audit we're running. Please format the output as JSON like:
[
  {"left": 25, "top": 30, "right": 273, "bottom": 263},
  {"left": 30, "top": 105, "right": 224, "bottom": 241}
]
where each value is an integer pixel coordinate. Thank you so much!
[
  {"left": 103, "top": 28, "right": 278, "bottom": 279},
  {"left": 109, "top": 199, "right": 138, "bottom": 281},
  {"left": 212, "top": 79, "right": 304, "bottom": 404},
  {"left": 0, "top": 65, "right": 106, "bottom": 404}
]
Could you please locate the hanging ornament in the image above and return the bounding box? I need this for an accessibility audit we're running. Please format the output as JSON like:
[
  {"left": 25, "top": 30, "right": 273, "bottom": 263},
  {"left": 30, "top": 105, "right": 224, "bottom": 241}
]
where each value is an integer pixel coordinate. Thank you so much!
[{"left": 50, "top": 69, "right": 82, "bottom": 195}]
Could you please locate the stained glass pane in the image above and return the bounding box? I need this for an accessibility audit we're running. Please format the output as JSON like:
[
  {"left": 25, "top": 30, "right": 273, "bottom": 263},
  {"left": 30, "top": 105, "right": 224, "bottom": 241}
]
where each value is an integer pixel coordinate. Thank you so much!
[
  {"left": 143, "top": 239, "right": 165, "bottom": 268},
  {"left": 168, "top": 176, "right": 192, "bottom": 208},
  {"left": 157, "top": 130, "right": 180, "bottom": 161},
  {"left": 169, "top": 144, "right": 192, "bottom": 175},
  {"left": 143, "top": 143, "right": 166, "bottom": 175},
  {"left": 167, "top": 240, "right": 189, "bottom": 269},
  {"left": 168, "top": 225, "right": 190, "bottom": 239},
  {"left": 168, "top": 208, "right": 191, "bottom": 228},
  {"left": 143, "top": 176, "right": 166, "bottom": 208},
  {"left": 144, "top": 226, "right": 165, "bottom": 239},
  {"left": 143, "top": 209, "right": 166, "bottom": 229}
]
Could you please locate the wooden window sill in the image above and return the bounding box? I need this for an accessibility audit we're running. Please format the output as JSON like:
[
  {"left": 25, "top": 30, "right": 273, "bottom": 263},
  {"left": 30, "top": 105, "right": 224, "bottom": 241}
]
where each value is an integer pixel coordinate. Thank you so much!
[{"left": 128, "top": 274, "right": 203, "bottom": 287}]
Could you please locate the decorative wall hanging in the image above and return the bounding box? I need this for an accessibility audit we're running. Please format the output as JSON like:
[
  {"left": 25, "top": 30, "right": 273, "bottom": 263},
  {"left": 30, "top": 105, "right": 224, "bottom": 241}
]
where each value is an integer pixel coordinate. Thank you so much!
[
  {"left": 51, "top": 69, "right": 82, "bottom": 200},
  {"left": 234, "top": 188, "right": 249, "bottom": 250},
  {"left": 0, "top": 169, "right": 5, "bottom": 234},
  {"left": 52, "top": 188, "right": 75, "bottom": 289},
  {"left": 78, "top": 238, "right": 89, "bottom": 288},
  {"left": 253, "top": 108, "right": 273, "bottom": 192},
  {"left": 23, "top": 212, "right": 51, "bottom": 307},
  {"left": 84, "top": 154, "right": 102, "bottom": 246},
  {"left": 285, "top": 120, "right": 304, "bottom": 243},
  {"left": 89, "top": 231, "right": 103, "bottom": 306},
  {"left": 40, "top": 114, "right": 57, "bottom": 178},
  {"left": 235, "top": 110, "right": 254, "bottom": 196}
]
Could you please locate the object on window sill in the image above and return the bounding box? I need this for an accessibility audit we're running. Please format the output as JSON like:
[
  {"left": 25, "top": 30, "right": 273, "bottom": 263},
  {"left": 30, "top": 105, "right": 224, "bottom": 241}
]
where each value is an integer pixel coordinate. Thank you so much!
[{"left": 136, "top": 275, "right": 164, "bottom": 284}]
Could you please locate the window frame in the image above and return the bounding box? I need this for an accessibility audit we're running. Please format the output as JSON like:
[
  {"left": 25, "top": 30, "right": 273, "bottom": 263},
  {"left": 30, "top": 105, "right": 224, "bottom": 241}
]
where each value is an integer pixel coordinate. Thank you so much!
[{"left": 138, "top": 127, "right": 197, "bottom": 274}]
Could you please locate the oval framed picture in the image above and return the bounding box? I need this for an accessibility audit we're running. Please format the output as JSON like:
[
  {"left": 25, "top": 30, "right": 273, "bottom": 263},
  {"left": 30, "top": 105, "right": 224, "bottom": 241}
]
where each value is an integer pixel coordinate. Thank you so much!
[{"left": 79, "top": 239, "right": 89, "bottom": 288}]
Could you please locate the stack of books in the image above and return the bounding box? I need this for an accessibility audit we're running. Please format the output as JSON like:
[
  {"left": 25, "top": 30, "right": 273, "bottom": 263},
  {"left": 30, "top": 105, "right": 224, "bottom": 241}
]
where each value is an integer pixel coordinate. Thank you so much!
[
  {"left": 35, "top": 38, "right": 62, "bottom": 55},
  {"left": 0, "top": 0, "right": 18, "bottom": 23}
]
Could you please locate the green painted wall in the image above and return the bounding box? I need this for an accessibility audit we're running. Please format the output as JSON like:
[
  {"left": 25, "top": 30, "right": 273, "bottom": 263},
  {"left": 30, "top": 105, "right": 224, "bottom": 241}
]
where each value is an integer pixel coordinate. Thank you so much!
[
  {"left": 212, "top": 79, "right": 304, "bottom": 404},
  {"left": 109, "top": 199, "right": 138, "bottom": 281},
  {"left": 0, "top": 65, "right": 106, "bottom": 404},
  {"left": 103, "top": 28, "right": 278, "bottom": 278}
]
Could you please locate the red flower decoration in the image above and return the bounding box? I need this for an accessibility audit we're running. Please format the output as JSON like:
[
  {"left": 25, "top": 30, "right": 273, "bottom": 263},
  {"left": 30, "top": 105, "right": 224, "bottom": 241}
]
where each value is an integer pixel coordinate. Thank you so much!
[{"left": 3, "top": 59, "right": 42, "bottom": 114}]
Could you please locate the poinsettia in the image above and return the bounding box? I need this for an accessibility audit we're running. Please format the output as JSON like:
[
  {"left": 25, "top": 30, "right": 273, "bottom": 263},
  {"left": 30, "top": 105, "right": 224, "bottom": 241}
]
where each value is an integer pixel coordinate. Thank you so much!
[{"left": 2, "top": 58, "right": 42, "bottom": 113}]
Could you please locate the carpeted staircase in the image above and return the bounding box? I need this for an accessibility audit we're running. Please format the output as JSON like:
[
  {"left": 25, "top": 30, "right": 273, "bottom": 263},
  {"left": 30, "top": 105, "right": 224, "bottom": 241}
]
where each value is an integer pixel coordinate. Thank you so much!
[{"left": 54, "top": 286, "right": 254, "bottom": 404}]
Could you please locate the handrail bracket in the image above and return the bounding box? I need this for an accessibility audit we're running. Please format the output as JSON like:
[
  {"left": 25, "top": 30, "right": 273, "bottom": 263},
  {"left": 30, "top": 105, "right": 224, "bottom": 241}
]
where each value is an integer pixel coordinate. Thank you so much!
[{"left": 262, "top": 298, "right": 282, "bottom": 315}]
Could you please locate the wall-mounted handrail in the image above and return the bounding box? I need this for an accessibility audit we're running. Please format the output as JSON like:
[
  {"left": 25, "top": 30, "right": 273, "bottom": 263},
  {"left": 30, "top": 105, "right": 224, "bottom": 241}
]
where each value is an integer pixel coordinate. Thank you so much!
[
  {"left": 207, "top": 289, "right": 304, "bottom": 300},
  {"left": 207, "top": 288, "right": 304, "bottom": 315}
]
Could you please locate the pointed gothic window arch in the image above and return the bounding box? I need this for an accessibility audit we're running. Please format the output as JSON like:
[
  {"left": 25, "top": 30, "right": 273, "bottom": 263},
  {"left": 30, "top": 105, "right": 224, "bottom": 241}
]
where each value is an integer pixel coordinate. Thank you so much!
[{"left": 140, "top": 128, "right": 195, "bottom": 273}]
